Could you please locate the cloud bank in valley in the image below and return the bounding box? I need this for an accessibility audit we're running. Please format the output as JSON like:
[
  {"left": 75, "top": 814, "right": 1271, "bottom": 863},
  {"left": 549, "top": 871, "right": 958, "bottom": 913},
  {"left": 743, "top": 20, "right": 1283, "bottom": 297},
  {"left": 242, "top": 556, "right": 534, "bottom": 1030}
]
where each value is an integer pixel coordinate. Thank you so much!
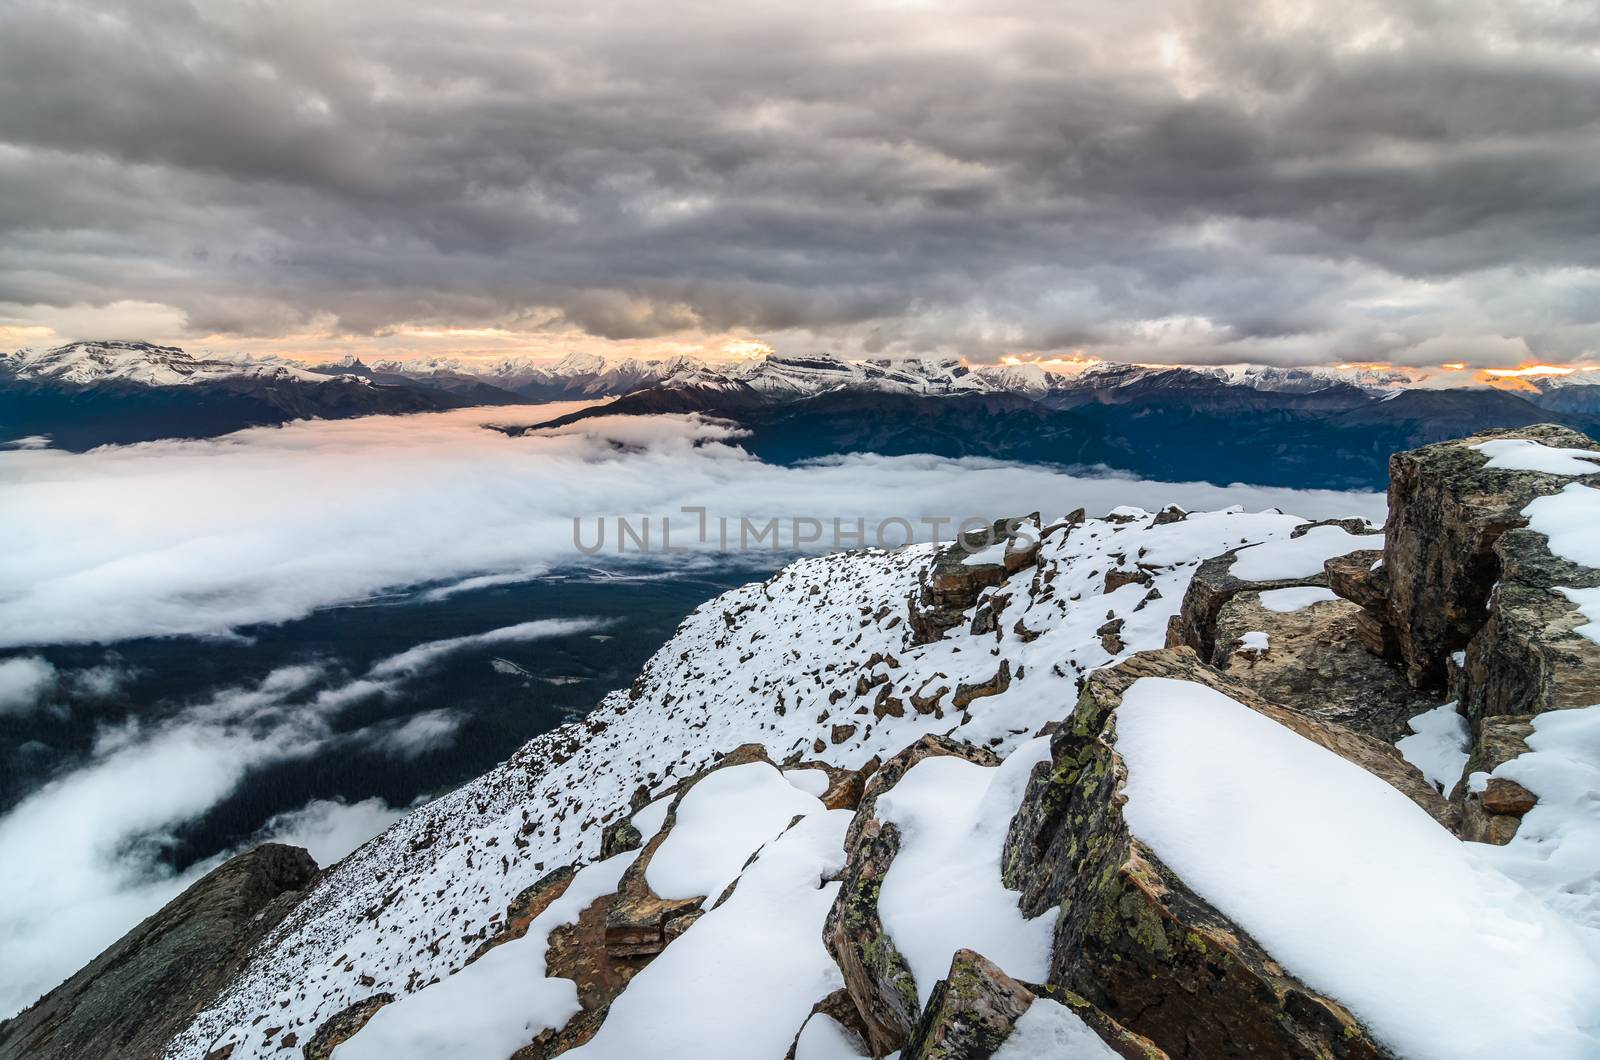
[
  {"left": 2, "top": 0, "right": 1599, "bottom": 365},
  {"left": 0, "top": 404, "right": 1385, "bottom": 648},
  {"left": 0, "top": 615, "right": 605, "bottom": 1019}
]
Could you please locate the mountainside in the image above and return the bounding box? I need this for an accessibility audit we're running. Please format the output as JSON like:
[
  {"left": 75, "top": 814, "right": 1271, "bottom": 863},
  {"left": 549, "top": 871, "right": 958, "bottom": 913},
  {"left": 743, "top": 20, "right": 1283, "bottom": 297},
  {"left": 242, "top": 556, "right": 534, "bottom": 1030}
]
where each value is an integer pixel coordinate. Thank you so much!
[
  {"left": 7, "top": 426, "right": 1598, "bottom": 1060},
  {"left": 524, "top": 378, "right": 1595, "bottom": 490},
  {"left": 0, "top": 343, "right": 477, "bottom": 449}
]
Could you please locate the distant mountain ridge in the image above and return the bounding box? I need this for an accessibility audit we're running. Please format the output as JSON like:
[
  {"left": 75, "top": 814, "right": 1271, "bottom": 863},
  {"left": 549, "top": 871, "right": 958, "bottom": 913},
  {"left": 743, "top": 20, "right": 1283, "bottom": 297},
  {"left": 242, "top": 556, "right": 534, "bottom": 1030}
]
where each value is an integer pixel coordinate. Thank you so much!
[
  {"left": 0, "top": 341, "right": 471, "bottom": 449},
  {"left": 4, "top": 342, "right": 1598, "bottom": 489}
]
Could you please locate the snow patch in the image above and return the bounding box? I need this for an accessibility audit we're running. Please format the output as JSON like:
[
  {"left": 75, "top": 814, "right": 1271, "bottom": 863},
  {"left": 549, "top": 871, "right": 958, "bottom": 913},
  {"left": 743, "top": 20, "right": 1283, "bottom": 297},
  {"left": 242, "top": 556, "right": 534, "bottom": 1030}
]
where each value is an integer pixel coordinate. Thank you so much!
[
  {"left": 1237, "top": 631, "right": 1269, "bottom": 653},
  {"left": 1257, "top": 586, "right": 1339, "bottom": 613},
  {"left": 1395, "top": 703, "right": 1470, "bottom": 794},
  {"left": 1478, "top": 704, "right": 1600, "bottom": 959},
  {"left": 568, "top": 810, "right": 850, "bottom": 1059},
  {"left": 1473, "top": 439, "right": 1600, "bottom": 475},
  {"left": 1228, "top": 524, "right": 1372, "bottom": 582},
  {"left": 874, "top": 739, "right": 1055, "bottom": 1006},
  {"left": 991, "top": 997, "right": 1122, "bottom": 1059},
  {"left": 646, "top": 762, "right": 823, "bottom": 901}
]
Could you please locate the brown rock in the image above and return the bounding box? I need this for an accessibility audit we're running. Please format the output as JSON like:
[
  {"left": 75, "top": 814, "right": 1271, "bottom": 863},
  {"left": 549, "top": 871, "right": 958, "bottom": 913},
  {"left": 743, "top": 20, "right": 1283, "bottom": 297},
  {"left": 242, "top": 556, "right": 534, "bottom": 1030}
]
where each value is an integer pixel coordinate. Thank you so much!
[
  {"left": 1208, "top": 591, "right": 1435, "bottom": 743},
  {"left": 1170, "top": 519, "right": 1375, "bottom": 660},
  {"left": 908, "top": 518, "right": 1040, "bottom": 644},
  {"left": 1103, "top": 567, "right": 1153, "bottom": 594},
  {"left": 952, "top": 660, "right": 1012, "bottom": 710},
  {"left": 1479, "top": 777, "right": 1537, "bottom": 816}
]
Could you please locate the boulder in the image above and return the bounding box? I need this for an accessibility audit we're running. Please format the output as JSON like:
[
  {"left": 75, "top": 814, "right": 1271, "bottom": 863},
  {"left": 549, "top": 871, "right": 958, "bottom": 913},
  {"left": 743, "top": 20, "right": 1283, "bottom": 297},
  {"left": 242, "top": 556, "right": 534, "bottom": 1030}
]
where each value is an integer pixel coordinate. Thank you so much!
[
  {"left": 902, "top": 949, "right": 1166, "bottom": 1060},
  {"left": 1451, "top": 715, "right": 1537, "bottom": 846},
  {"left": 1169, "top": 519, "right": 1376, "bottom": 660},
  {"left": 908, "top": 518, "right": 1041, "bottom": 645},
  {"left": 1000, "top": 650, "right": 1412, "bottom": 1059}
]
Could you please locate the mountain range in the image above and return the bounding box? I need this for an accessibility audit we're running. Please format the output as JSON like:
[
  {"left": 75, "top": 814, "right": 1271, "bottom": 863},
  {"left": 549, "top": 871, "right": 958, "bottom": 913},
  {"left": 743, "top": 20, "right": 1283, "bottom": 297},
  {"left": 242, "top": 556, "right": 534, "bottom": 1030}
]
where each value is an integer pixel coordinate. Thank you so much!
[{"left": 5, "top": 341, "right": 1599, "bottom": 489}]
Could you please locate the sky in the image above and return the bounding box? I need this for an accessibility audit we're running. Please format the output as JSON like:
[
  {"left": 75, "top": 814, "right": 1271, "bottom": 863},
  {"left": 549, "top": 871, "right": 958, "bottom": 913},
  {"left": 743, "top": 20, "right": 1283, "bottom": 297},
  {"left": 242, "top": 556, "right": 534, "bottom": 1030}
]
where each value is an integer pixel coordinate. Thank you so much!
[{"left": 3, "top": 0, "right": 1600, "bottom": 367}]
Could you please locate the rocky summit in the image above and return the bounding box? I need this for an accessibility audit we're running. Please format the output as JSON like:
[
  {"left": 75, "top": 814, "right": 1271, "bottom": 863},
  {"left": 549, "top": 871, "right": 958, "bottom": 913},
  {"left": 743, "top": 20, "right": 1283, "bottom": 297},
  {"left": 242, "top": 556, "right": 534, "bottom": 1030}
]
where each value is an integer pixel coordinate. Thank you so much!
[{"left": 5, "top": 428, "right": 1600, "bottom": 1060}]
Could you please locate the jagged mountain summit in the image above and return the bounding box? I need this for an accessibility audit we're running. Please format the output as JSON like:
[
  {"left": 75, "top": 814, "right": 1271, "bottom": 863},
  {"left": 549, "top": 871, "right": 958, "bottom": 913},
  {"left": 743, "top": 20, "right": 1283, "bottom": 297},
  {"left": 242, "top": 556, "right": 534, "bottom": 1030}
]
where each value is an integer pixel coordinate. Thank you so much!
[
  {"left": 2, "top": 341, "right": 341, "bottom": 387},
  {"left": 6, "top": 426, "right": 1598, "bottom": 1060}
]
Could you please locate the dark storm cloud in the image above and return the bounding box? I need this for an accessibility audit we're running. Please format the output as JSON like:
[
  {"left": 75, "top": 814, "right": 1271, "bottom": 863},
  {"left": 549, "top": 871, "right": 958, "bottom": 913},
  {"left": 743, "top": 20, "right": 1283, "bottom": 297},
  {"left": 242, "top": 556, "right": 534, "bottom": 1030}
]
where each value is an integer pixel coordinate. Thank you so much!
[{"left": 3, "top": 0, "right": 1599, "bottom": 363}]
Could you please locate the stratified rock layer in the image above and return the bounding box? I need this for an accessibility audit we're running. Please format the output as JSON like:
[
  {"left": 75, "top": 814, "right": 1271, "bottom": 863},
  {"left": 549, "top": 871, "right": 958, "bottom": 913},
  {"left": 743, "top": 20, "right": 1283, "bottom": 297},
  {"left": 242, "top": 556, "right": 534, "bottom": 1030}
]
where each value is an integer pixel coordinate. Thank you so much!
[{"left": 1380, "top": 424, "right": 1600, "bottom": 694}]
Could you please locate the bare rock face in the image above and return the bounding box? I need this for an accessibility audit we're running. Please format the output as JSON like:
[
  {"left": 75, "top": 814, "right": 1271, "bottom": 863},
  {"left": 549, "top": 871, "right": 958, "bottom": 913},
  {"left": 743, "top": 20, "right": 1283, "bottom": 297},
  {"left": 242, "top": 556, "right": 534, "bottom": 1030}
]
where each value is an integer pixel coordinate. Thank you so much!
[
  {"left": 902, "top": 949, "right": 1166, "bottom": 1060},
  {"left": 999, "top": 650, "right": 1402, "bottom": 1059},
  {"left": 1380, "top": 424, "right": 1600, "bottom": 692},
  {"left": 1458, "top": 524, "right": 1600, "bottom": 724},
  {"left": 0, "top": 844, "right": 318, "bottom": 1060},
  {"left": 1166, "top": 508, "right": 1442, "bottom": 748},
  {"left": 1208, "top": 590, "right": 1433, "bottom": 743},
  {"left": 825, "top": 735, "right": 1002, "bottom": 1056}
]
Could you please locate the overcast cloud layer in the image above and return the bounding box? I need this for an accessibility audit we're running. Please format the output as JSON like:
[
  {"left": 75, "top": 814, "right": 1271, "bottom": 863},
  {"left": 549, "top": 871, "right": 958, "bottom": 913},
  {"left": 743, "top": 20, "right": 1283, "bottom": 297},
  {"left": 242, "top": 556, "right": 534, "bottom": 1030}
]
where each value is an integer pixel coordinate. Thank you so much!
[{"left": 3, "top": 0, "right": 1599, "bottom": 365}]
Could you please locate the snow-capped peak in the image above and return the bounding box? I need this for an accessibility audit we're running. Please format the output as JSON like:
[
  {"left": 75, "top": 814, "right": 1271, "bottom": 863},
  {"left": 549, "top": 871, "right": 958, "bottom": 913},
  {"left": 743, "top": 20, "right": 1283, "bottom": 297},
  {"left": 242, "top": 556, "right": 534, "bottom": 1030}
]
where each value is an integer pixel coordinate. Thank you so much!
[{"left": 4, "top": 341, "right": 350, "bottom": 387}]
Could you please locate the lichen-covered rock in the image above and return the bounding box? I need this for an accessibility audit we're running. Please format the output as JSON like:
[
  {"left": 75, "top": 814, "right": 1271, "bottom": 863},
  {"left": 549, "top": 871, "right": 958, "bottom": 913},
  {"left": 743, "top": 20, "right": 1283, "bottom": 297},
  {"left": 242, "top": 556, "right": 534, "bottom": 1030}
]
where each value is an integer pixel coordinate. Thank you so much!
[
  {"left": 0, "top": 844, "right": 318, "bottom": 1060},
  {"left": 902, "top": 949, "right": 1165, "bottom": 1060},
  {"left": 1381, "top": 425, "right": 1600, "bottom": 691},
  {"left": 824, "top": 816, "right": 919, "bottom": 1057},
  {"left": 1001, "top": 650, "right": 1402, "bottom": 1059}
]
